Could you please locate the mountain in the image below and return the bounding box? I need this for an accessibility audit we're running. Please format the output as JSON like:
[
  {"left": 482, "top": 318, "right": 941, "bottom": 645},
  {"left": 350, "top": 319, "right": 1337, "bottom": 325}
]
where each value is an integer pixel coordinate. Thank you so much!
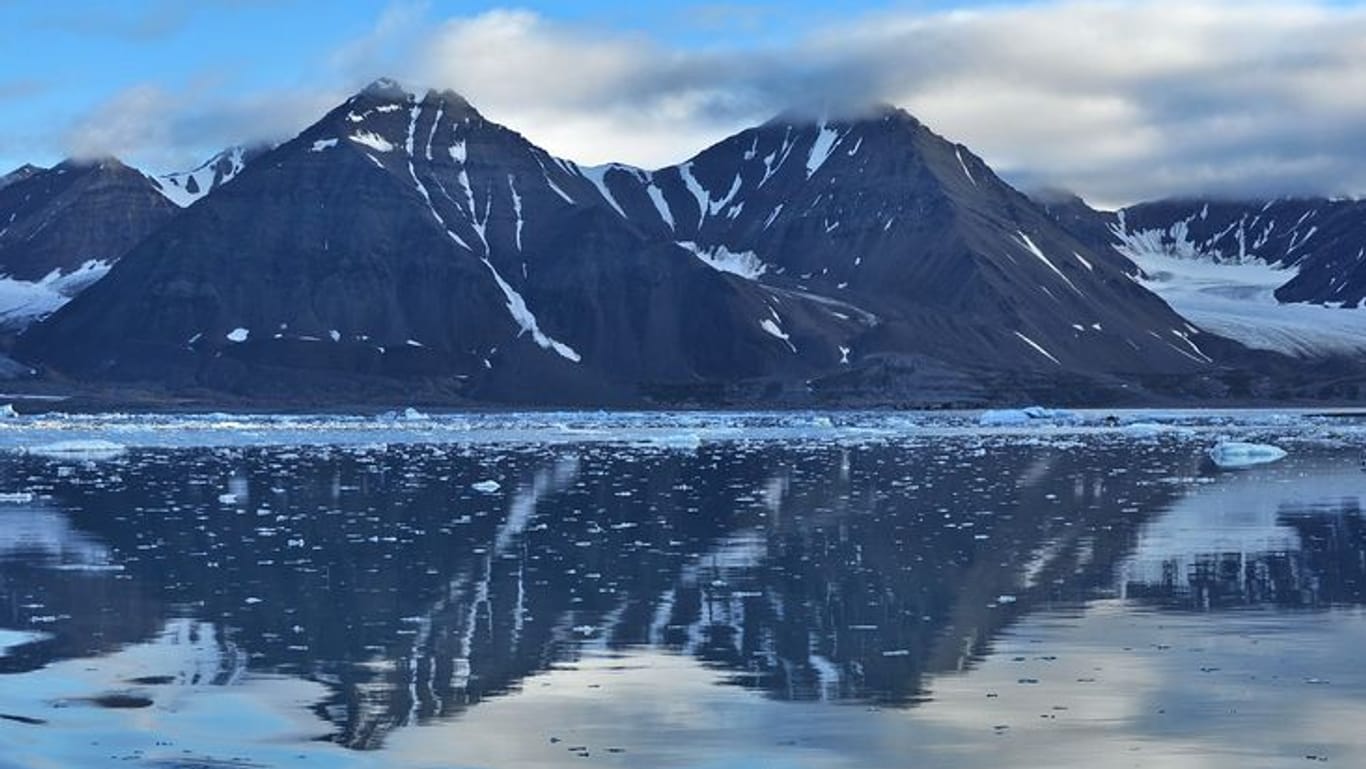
[
  {"left": 153, "top": 144, "right": 270, "bottom": 207},
  {"left": 1039, "top": 194, "right": 1366, "bottom": 358},
  {"left": 18, "top": 80, "right": 1238, "bottom": 405},
  {"left": 0, "top": 158, "right": 179, "bottom": 331},
  {"left": 20, "top": 81, "right": 867, "bottom": 402},
  {"left": 590, "top": 105, "right": 1221, "bottom": 378}
]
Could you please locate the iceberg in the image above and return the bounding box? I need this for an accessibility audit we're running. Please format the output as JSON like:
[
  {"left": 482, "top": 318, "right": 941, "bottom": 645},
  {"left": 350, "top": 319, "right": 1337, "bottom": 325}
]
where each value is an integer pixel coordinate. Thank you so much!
[{"left": 1207, "top": 441, "right": 1287, "bottom": 469}]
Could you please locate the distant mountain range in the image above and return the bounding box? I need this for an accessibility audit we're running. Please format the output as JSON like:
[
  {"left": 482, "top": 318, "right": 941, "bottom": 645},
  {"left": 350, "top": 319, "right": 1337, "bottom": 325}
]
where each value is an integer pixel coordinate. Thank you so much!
[{"left": 3, "top": 78, "right": 1365, "bottom": 406}]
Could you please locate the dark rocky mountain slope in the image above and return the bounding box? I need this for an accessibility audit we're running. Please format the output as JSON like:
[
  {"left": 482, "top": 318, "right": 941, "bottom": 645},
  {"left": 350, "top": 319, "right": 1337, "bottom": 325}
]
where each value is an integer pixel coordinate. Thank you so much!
[
  {"left": 0, "top": 158, "right": 179, "bottom": 331},
  {"left": 18, "top": 81, "right": 1249, "bottom": 405}
]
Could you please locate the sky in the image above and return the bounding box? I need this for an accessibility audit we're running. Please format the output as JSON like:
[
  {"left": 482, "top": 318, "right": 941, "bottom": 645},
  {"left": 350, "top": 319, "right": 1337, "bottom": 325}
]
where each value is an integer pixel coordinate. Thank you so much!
[{"left": 3, "top": 0, "right": 1366, "bottom": 207}]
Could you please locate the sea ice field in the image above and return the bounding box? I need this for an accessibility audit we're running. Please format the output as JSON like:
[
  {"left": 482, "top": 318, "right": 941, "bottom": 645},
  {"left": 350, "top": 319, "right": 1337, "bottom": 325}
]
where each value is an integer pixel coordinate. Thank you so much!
[{"left": 0, "top": 408, "right": 1364, "bottom": 768}]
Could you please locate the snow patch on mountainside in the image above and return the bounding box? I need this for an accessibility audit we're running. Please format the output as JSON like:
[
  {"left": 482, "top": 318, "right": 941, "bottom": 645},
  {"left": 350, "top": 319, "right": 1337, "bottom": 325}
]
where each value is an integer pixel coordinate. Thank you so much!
[
  {"left": 155, "top": 146, "right": 251, "bottom": 207},
  {"left": 1112, "top": 212, "right": 1228, "bottom": 264},
  {"left": 0, "top": 260, "right": 111, "bottom": 330},
  {"left": 350, "top": 131, "right": 395, "bottom": 153},
  {"left": 806, "top": 123, "right": 842, "bottom": 178},
  {"left": 580, "top": 164, "right": 629, "bottom": 219},
  {"left": 676, "top": 242, "right": 767, "bottom": 280}
]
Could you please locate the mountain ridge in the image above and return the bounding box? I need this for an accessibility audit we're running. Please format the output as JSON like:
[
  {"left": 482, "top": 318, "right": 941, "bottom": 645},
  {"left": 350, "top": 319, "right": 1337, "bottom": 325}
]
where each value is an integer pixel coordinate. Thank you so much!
[{"left": 11, "top": 78, "right": 1294, "bottom": 404}]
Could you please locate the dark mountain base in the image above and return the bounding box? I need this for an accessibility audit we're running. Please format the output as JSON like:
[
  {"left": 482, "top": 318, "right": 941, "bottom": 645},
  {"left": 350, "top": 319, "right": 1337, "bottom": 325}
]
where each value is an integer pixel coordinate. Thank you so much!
[{"left": 8, "top": 352, "right": 1366, "bottom": 413}]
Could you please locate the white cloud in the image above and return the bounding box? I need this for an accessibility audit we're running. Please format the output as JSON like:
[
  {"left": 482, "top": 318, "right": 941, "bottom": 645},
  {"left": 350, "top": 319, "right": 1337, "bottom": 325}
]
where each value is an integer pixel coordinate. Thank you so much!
[
  {"left": 62, "top": 81, "right": 342, "bottom": 172},
  {"left": 57, "top": 1, "right": 1366, "bottom": 205},
  {"left": 406, "top": 1, "right": 1366, "bottom": 206}
]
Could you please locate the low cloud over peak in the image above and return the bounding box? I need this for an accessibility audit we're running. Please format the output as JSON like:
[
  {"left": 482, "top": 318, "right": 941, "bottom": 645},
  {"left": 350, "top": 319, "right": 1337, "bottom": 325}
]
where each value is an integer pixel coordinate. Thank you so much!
[{"left": 57, "top": 1, "right": 1366, "bottom": 206}]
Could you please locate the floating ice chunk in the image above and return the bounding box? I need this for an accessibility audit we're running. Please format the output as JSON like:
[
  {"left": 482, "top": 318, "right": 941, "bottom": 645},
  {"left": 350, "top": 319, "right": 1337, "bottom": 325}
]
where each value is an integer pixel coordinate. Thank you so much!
[
  {"left": 402, "top": 407, "right": 428, "bottom": 420},
  {"left": 226, "top": 328, "right": 249, "bottom": 343},
  {"left": 471, "top": 480, "right": 501, "bottom": 493},
  {"left": 996, "top": 594, "right": 1018, "bottom": 605},
  {"left": 28, "top": 440, "right": 127, "bottom": 461},
  {"left": 217, "top": 493, "right": 239, "bottom": 505},
  {"left": 1208, "top": 441, "right": 1287, "bottom": 469},
  {"left": 0, "top": 404, "right": 16, "bottom": 418},
  {"left": 978, "top": 407, "right": 1080, "bottom": 427},
  {"left": 644, "top": 432, "right": 703, "bottom": 451},
  {"left": 0, "top": 491, "right": 34, "bottom": 503},
  {"left": 1120, "top": 422, "right": 1166, "bottom": 438}
]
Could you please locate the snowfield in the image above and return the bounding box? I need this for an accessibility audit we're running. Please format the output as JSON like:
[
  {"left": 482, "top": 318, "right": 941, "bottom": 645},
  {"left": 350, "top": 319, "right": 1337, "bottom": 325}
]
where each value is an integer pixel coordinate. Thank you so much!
[
  {"left": 1113, "top": 223, "right": 1366, "bottom": 357},
  {"left": 0, "top": 260, "right": 112, "bottom": 331}
]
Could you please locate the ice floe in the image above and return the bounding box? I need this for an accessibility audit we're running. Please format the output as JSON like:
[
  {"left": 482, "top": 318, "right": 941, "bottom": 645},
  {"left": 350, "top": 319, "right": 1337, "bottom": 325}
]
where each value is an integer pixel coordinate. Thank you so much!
[
  {"left": 26, "top": 440, "right": 128, "bottom": 461},
  {"left": 1207, "top": 441, "right": 1288, "bottom": 469}
]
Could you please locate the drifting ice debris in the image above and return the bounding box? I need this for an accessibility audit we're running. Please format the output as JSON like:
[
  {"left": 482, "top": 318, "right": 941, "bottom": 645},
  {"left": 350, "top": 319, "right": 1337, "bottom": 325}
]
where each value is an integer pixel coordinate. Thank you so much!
[
  {"left": 217, "top": 493, "right": 238, "bottom": 505},
  {"left": 1207, "top": 441, "right": 1288, "bottom": 469},
  {"left": 978, "top": 407, "right": 1081, "bottom": 427},
  {"left": 471, "top": 480, "right": 501, "bottom": 493},
  {"left": 27, "top": 440, "right": 127, "bottom": 461},
  {"left": 0, "top": 492, "right": 35, "bottom": 503},
  {"left": 0, "top": 404, "right": 17, "bottom": 418},
  {"left": 1120, "top": 422, "right": 1166, "bottom": 438}
]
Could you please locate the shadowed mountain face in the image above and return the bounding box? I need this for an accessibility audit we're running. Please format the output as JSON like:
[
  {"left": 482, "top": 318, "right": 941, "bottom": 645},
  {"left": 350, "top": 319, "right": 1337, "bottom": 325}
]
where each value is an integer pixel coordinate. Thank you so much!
[
  {"left": 599, "top": 106, "right": 1215, "bottom": 375},
  {"left": 0, "top": 159, "right": 178, "bottom": 284},
  {"left": 19, "top": 84, "right": 864, "bottom": 402},
  {"left": 18, "top": 81, "right": 1231, "bottom": 403}
]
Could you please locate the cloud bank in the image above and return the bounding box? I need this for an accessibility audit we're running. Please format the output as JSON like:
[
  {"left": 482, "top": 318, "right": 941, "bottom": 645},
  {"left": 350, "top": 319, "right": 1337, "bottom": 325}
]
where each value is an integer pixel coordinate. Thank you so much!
[{"left": 62, "top": 1, "right": 1366, "bottom": 207}]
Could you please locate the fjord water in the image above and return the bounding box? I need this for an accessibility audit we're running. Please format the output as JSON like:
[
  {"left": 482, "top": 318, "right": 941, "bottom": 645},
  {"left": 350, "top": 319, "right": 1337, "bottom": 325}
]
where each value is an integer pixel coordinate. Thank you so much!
[{"left": 0, "top": 411, "right": 1364, "bottom": 768}]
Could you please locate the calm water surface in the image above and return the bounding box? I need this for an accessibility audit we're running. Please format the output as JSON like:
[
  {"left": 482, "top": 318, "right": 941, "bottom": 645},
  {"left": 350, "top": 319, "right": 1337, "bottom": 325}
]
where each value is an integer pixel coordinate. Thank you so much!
[{"left": 0, "top": 411, "right": 1363, "bottom": 768}]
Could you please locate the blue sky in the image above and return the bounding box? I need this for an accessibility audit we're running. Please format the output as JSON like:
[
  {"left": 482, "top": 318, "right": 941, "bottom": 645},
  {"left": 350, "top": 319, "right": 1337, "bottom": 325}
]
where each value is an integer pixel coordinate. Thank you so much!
[
  {"left": 4, "top": 1, "right": 1366, "bottom": 205},
  {"left": 0, "top": 1, "right": 961, "bottom": 168}
]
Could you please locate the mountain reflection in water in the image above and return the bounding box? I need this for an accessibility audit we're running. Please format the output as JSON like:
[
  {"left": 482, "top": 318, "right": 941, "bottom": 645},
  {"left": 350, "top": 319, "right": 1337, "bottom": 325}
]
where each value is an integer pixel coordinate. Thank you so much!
[{"left": 0, "top": 431, "right": 1362, "bottom": 762}]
